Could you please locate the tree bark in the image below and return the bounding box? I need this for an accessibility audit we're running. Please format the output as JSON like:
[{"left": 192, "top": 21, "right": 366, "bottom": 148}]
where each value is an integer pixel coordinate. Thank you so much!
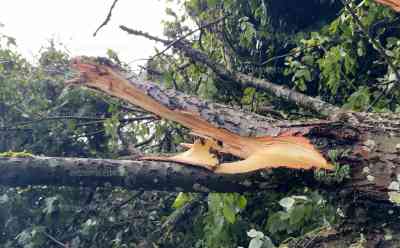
[
  {"left": 1, "top": 57, "right": 398, "bottom": 205},
  {"left": 119, "top": 26, "right": 340, "bottom": 117},
  {"left": 0, "top": 156, "right": 269, "bottom": 192},
  {"left": 113, "top": 27, "right": 400, "bottom": 204},
  {"left": 0, "top": 114, "right": 399, "bottom": 201}
]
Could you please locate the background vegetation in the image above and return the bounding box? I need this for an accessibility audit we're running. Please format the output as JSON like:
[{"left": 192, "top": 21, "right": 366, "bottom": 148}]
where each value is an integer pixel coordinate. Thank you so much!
[{"left": 1, "top": 0, "right": 400, "bottom": 247}]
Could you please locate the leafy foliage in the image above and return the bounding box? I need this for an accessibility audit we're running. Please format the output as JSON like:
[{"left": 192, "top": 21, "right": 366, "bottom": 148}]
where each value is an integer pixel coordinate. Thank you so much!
[
  {"left": 266, "top": 192, "right": 336, "bottom": 241},
  {"left": 1, "top": 0, "right": 400, "bottom": 247},
  {"left": 0, "top": 37, "right": 177, "bottom": 247},
  {"left": 201, "top": 193, "right": 247, "bottom": 248}
]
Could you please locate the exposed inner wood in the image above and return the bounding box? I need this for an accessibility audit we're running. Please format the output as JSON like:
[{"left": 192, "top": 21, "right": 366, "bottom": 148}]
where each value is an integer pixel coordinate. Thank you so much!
[
  {"left": 142, "top": 139, "right": 220, "bottom": 171},
  {"left": 69, "top": 57, "right": 333, "bottom": 174}
]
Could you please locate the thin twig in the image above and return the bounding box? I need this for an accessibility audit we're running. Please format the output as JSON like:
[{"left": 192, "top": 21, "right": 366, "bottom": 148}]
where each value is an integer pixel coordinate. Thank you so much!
[
  {"left": 137, "top": 65, "right": 163, "bottom": 76},
  {"left": 102, "top": 98, "right": 150, "bottom": 114},
  {"left": 93, "top": 0, "right": 120, "bottom": 37},
  {"left": 42, "top": 231, "right": 68, "bottom": 248},
  {"left": 149, "top": 15, "right": 228, "bottom": 60},
  {"left": 122, "top": 115, "right": 157, "bottom": 123},
  {"left": 80, "top": 129, "right": 105, "bottom": 137},
  {"left": 120, "top": 26, "right": 168, "bottom": 43},
  {"left": 0, "top": 127, "right": 33, "bottom": 132},
  {"left": 109, "top": 190, "right": 144, "bottom": 213},
  {"left": 366, "top": 82, "right": 392, "bottom": 111},
  {"left": 154, "top": 194, "right": 206, "bottom": 244},
  {"left": 258, "top": 44, "right": 321, "bottom": 66},
  {"left": 2, "top": 115, "right": 155, "bottom": 130},
  {"left": 0, "top": 116, "right": 106, "bottom": 130},
  {"left": 342, "top": 0, "right": 400, "bottom": 111}
]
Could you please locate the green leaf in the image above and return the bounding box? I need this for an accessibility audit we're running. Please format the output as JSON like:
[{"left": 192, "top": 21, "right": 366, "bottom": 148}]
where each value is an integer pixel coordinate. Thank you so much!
[
  {"left": 263, "top": 236, "right": 276, "bottom": 248},
  {"left": 208, "top": 193, "right": 222, "bottom": 213},
  {"left": 329, "top": 19, "right": 340, "bottom": 34},
  {"left": 388, "top": 192, "right": 400, "bottom": 205},
  {"left": 172, "top": 192, "right": 191, "bottom": 209},
  {"left": 207, "top": 0, "right": 219, "bottom": 7},
  {"left": 279, "top": 197, "right": 295, "bottom": 211},
  {"left": 249, "top": 238, "right": 263, "bottom": 248},
  {"left": 222, "top": 205, "right": 236, "bottom": 224},
  {"left": 238, "top": 195, "right": 247, "bottom": 209},
  {"left": 343, "top": 86, "right": 370, "bottom": 111},
  {"left": 266, "top": 212, "right": 287, "bottom": 234},
  {"left": 289, "top": 205, "right": 306, "bottom": 226},
  {"left": 343, "top": 52, "right": 356, "bottom": 75},
  {"left": 302, "top": 55, "right": 314, "bottom": 65}
]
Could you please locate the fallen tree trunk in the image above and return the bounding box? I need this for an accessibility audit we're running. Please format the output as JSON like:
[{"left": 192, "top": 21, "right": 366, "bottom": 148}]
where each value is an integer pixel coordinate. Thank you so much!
[
  {"left": 0, "top": 156, "right": 273, "bottom": 192},
  {"left": 0, "top": 113, "right": 399, "bottom": 200},
  {"left": 1, "top": 58, "right": 399, "bottom": 205},
  {"left": 2, "top": 152, "right": 398, "bottom": 246},
  {"left": 68, "top": 58, "right": 400, "bottom": 204}
]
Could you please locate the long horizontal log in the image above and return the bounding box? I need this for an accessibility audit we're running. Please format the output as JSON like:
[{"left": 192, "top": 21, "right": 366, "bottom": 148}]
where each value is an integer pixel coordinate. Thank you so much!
[
  {"left": 0, "top": 131, "right": 399, "bottom": 202},
  {"left": 0, "top": 156, "right": 283, "bottom": 192}
]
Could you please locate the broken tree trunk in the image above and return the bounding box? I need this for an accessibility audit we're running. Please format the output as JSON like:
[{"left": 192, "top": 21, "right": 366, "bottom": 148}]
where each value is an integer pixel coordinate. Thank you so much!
[
  {"left": 68, "top": 58, "right": 332, "bottom": 173},
  {"left": 66, "top": 58, "right": 400, "bottom": 203},
  {"left": 1, "top": 57, "right": 399, "bottom": 205}
]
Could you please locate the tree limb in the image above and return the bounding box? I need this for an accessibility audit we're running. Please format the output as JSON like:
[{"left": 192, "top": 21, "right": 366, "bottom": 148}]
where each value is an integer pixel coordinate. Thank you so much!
[
  {"left": 119, "top": 25, "right": 340, "bottom": 116},
  {"left": 3, "top": 57, "right": 397, "bottom": 202},
  {"left": 149, "top": 15, "right": 228, "bottom": 60},
  {"left": 342, "top": 0, "right": 400, "bottom": 86},
  {"left": 61, "top": 57, "right": 400, "bottom": 204},
  {"left": 0, "top": 156, "right": 276, "bottom": 193}
]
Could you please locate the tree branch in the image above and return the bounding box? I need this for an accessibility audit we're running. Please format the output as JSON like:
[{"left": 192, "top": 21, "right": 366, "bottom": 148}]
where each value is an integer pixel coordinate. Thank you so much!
[
  {"left": 42, "top": 231, "right": 68, "bottom": 248},
  {"left": 149, "top": 15, "right": 228, "bottom": 60},
  {"left": 0, "top": 156, "right": 274, "bottom": 193},
  {"left": 119, "top": 26, "right": 340, "bottom": 116},
  {"left": 93, "top": 0, "right": 120, "bottom": 37},
  {"left": 342, "top": 0, "right": 400, "bottom": 87},
  {"left": 48, "top": 57, "right": 397, "bottom": 203}
]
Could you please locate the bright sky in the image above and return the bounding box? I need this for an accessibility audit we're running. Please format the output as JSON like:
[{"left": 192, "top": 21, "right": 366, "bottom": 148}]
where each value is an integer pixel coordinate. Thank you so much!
[{"left": 0, "top": 0, "right": 172, "bottom": 67}]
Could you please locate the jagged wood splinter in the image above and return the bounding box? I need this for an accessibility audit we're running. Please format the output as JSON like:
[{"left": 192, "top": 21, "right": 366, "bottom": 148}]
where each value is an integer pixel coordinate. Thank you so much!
[{"left": 68, "top": 57, "right": 333, "bottom": 174}]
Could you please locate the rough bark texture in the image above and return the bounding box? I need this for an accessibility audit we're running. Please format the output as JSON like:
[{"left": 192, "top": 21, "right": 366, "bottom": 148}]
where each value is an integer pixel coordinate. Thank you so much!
[
  {"left": 114, "top": 26, "right": 400, "bottom": 205},
  {"left": 339, "top": 112, "right": 400, "bottom": 200},
  {"left": 0, "top": 156, "right": 290, "bottom": 193},
  {"left": 0, "top": 112, "right": 399, "bottom": 202},
  {"left": 0, "top": 67, "right": 397, "bottom": 248},
  {"left": 119, "top": 26, "right": 340, "bottom": 117},
  {"left": 1, "top": 57, "right": 397, "bottom": 206}
]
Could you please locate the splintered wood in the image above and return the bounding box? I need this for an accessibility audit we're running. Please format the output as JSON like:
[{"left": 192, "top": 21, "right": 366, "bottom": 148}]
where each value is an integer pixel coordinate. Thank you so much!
[{"left": 69, "top": 57, "right": 333, "bottom": 174}]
